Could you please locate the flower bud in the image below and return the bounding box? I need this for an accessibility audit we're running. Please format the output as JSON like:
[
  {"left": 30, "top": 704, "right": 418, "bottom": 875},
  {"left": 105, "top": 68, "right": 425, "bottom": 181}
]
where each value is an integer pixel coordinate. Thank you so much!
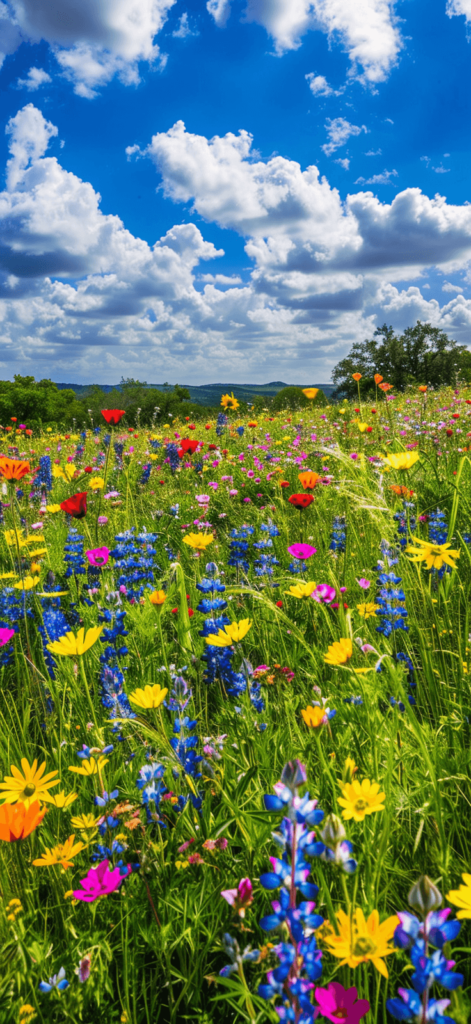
[
  {"left": 320, "top": 814, "right": 346, "bottom": 850},
  {"left": 281, "top": 760, "right": 307, "bottom": 792},
  {"left": 408, "top": 876, "right": 442, "bottom": 915}
]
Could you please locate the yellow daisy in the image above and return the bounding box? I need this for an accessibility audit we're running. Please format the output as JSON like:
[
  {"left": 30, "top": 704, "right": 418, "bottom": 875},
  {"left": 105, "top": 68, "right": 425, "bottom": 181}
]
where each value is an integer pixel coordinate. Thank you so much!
[
  {"left": 338, "top": 778, "right": 386, "bottom": 822},
  {"left": 406, "top": 538, "right": 460, "bottom": 572},
  {"left": 286, "top": 581, "right": 317, "bottom": 599},
  {"left": 0, "top": 758, "right": 60, "bottom": 808},
  {"left": 68, "top": 756, "right": 109, "bottom": 776},
  {"left": 322, "top": 907, "right": 398, "bottom": 978},
  {"left": 32, "top": 834, "right": 86, "bottom": 869},
  {"left": 50, "top": 790, "right": 78, "bottom": 809},
  {"left": 205, "top": 618, "right": 252, "bottom": 647},
  {"left": 447, "top": 873, "right": 471, "bottom": 919},
  {"left": 70, "top": 812, "right": 102, "bottom": 830},
  {"left": 324, "top": 638, "right": 352, "bottom": 666},
  {"left": 183, "top": 532, "right": 213, "bottom": 551},
  {"left": 128, "top": 683, "right": 168, "bottom": 709},
  {"left": 46, "top": 625, "right": 103, "bottom": 658},
  {"left": 384, "top": 452, "right": 419, "bottom": 470}
]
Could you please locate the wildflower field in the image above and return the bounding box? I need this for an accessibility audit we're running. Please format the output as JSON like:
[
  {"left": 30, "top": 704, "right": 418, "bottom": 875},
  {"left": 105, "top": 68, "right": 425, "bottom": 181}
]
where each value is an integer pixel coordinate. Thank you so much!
[{"left": 1, "top": 385, "right": 471, "bottom": 1024}]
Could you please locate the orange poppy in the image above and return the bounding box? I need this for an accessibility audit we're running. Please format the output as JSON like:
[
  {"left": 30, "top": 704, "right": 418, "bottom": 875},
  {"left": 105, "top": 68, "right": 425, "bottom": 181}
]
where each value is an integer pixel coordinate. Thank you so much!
[
  {"left": 0, "top": 457, "right": 30, "bottom": 481},
  {"left": 0, "top": 800, "right": 46, "bottom": 842},
  {"left": 352, "top": 373, "right": 362, "bottom": 382},
  {"left": 378, "top": 382, "right": 393, "bottom": 392},
  {"left": 390, "top": 485, "right": 414, "bottom": 497},
  {"left": 374, "top": 374, "right": 383, "bottom": 384},
  {"left": 298, "top": 470, "right": 320, "bottom": 489},
  {"left": 418, "top": 386, "right": 428, "bottom": 393}
]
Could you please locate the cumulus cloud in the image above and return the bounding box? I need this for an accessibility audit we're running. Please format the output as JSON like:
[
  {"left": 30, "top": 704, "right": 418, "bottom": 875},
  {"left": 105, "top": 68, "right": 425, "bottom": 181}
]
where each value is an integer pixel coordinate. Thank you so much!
[
  {"left": 442, "top": 281, "right": 463, "bottom": 292},
  {"left": 207, "top": 0, "right": 401, "bottom": 82},
  {"left": 16, "top": 66, "right": 52, "bottom": 90},
  {"left": 355, "top": 168, "right": 398, "bottom": 185},
  {"left": 322, "top": 118, "right": 367, "bottom": 156},
  {"left": 0, "top": 107, "right": 470, "bottom": 384},
  {"left": 446, "top": 0, "right": 471, "bottom": 21},
  {"left": 1, "top": 0, "right": 175, "bottom": 96}
]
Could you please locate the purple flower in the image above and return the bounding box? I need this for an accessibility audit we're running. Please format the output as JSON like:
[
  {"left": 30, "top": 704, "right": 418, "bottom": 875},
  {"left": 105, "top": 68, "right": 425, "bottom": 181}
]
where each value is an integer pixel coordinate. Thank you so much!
[
  {"left": 73, "top": 859, "right": 131, "bottom": 902},
  {"left": 311, "top": 584, "right": 336, "bottom": 605},
  {"left": 356, "top": 578, "right": 370, "bottom": 590},
  {"left": 288, "top": 544, "right": 317, "bottom": 560},
  {"left": 221, "top": 877, "right": 253, "bottom": 918}
]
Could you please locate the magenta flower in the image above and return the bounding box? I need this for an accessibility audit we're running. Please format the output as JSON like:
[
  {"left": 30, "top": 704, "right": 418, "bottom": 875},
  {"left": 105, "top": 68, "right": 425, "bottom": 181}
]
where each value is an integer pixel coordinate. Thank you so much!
[
  {"left": 315, "top": 982, "right": 370, "bottom": 1023},
  {"left": 73, "top": 859, "right": 130, "bottom": 902},
  {"left": 221, "top": 877, "right": 253, "bottom": 918},
  {"left": 0, "top": 628, "right": 15, "bottom": 648},
  {"left": 311, "top": 584, "right": 336, "bottom": 605},
  {"left": 85, "top": 546, "right": 110, "bottom": 567},
  {"left": 97, "top": 516, "right": 108, "bottom": 526},
  {"left": 288, "top": 543, "right": 317, "bottom": 560},
  {"left": 356, "top": 578, "right": 371, "bottom": 590}
]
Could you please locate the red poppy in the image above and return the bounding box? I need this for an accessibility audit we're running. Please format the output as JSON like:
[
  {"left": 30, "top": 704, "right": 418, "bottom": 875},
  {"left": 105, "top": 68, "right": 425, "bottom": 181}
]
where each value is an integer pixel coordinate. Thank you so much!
[
  {"left": 288, "top": 493, "right": 314, "bottom": 509},
  {"left": 178, "top": 438, "right": 199, "bottom": 457},
  {"left": 101, "top": 409, "right": 125, "bottom": 426},
  {"left": 208, "top": 444, "right": 218, "bottom": 450},
  {"left": 189, "top": 424, "right": 196, "bottom": 430},
  {"left": 446, "top": 429, "right": 453, "bottom": 437},
  {"left": 280, "top": 481, "right": 290, "bottom": 488},
  {"left": 11, "top": 417, "right": 17, "bottom": 422},
  {"left": 84, "top": 466, "right": 93, "bottom": 473},
  {"left": 60, "top": 492, "right": 87, "bottom": 518},
  {"left": 276, "top": 600, "right": 283, "bottom": 608}
]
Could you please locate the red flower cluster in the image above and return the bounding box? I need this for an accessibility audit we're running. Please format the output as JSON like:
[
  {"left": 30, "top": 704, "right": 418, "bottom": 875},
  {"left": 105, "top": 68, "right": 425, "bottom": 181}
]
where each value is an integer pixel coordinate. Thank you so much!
[
  {"left": 178, "top": 438, "right": 199, "bottom": 457},
  {"left": 60, "top": 492, "right": 87, "bottom": 518},
  {"left": 288, "top": 493, "right": 314, "bottom": 509},
  {"left": 101, "top": 409, "right": 125, "bottom": 426}
]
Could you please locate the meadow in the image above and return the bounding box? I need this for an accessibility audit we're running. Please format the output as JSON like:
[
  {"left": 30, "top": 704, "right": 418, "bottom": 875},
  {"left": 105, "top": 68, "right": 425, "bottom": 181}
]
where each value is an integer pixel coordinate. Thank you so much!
[{"left": 0, "top": 384, "right": 470, "bottom": 1024}]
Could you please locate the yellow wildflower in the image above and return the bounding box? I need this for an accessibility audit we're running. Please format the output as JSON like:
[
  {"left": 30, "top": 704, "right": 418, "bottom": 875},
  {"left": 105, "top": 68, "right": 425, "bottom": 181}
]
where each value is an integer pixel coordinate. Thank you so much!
[
  {"left": 302, "top": 388, "right": 319, "bottom": 400},
  {"left": 324, "top": 638, "right": 352, "bottom": 666},
  {"left": 32, "top": 834, "right": 85, "bottom": 869},
  {"left": 129, "top": 683, "right": 168, "bottom": 709},
  {"left": 321, "top": 907, "right": 398, "bottom": 978},
  {"left": 0, "top": 758, "right": 59, "bottom": 808},
  {"left": 50, "top": 790, "right": 78, "bottom": 809},
  {"left": 356, "top": 602, "right": 379, "bottom": 619},
  {"left": 447, "top": 873, "right": 471, "bottom": 919},
  {"left": 205, "top": 619, "right": 252, "bottom": 647},
  {"left": 89, "top": 477, "right": 105, "bottom": 490},
  {"left": 220, "top": 392, "right": 239, "bottom": 410},
  {"left": 338, "top": 778, "right": 386, "bottom": 822},
  {"left": 286, "top": 581, "right": 317, "bottom": 599},
  {"left": 13, "top": 576, "right": 40, "bottom": 590},
  {"left": 149, "top": 590, "right": 166, "bottom": 606},
  {"left": 46, "top": 625, "right": 103, "bottom": 658},
  {"left": 70, "top": 813, "right": 102, "bottom": 830},
  {"left": 384, "top": 452, "right": 419, "bottom": 470},
  {"left": 406, "top": 538, "right": 460, "bottom": 572},
  {"left": 46, "top": 504, "right": 61, "bottom": 513},
  {"left": 52, "top": 464, "right": 76, "bottom": 482},
  {"left": 301, "top": 705, "right": 326, "bottom": 728},
  {"left": 183, "top": 532, "right": 213, "bottom": 551},
  {"left": 68, "top": 757, "right": 109, "bottom": 777}
]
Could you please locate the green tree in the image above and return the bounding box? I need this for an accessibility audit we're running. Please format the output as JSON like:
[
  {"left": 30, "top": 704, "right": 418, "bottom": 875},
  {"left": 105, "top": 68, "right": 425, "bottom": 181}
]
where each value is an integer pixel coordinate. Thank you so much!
[
  {"left": 271, "top": 386, "right": 328, "bottom": 411},
  {"left": 331, "top": 321, "right": 471, "bottom": 398}
]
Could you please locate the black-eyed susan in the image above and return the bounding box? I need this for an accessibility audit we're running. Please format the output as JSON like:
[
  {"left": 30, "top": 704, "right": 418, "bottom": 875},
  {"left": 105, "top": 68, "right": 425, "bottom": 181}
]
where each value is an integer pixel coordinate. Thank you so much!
[
  {"left": 0, "top": 757, "right": 60, "bottom": 808},
  {"left": 338, "top": 778, "right": 386, "bottom": 822}
]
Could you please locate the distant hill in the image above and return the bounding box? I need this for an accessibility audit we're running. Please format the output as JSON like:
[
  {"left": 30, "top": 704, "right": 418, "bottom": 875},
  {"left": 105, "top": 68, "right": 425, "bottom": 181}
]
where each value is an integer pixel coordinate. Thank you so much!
[{"left": 54, "top": 381, "right": 335, "bottom": 407}]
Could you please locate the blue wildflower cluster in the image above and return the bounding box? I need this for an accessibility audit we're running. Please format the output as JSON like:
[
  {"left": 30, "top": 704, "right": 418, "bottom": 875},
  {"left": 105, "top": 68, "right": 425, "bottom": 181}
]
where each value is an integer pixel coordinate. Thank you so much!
[
  {"left": 394, "top": 501, "right": 416, "bottom": 549},
  {"left": 253, "top": 529, "right": 280, "bottom": 579},
  {"left": 140, "top": 463, "right": 152, "bottom": 485},
  {"left": 165, "top": 443, "right": 180, "bottom": 473},
  {"left": 375, "top": 540, "right": 408, "bottom": 638},
  {"left": 64, "top": 528, "right": 86, "bottom": 578},
  {"left": 329, "top": 516, "right": 346, "bottom": 553},
  {"left": 31, "top": 455, "right": 52, "bottom": 494},
  {"left": 38, "top": 603, "right": 69, "bottom": 679},
  {"left": 387, "top": 877, "right": 463, "bottom": 1024},
  {"left": 258, "top": 760, "right": 325, "bottom": 1023},
  {"left": 110, "top": 528, "right": 159, "bottom": 602},
  {"left": 428, "top": 509, "right": 448, "bottom": 545},
  {"left": 216, "top": 412, "right": 227, "bottom": 437},
  {"left": 114, "top": 441, "right": 124, "bottom": 470},
  {"left": 228, "top": 526, "right": 254, "bottom": 574},
  {"left": 98, "top": 596, "right": 134, "bottom": 720}
]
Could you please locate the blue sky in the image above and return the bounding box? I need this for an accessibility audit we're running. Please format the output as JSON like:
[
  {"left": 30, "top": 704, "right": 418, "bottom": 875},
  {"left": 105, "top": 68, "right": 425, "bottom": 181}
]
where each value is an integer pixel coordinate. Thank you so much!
[{"left": 0, "top": 0, "right": 470, "bottom": 384}]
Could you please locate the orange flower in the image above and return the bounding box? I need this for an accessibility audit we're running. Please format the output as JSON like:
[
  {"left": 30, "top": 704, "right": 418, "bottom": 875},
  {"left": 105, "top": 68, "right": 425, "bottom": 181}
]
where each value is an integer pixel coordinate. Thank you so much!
[
  {"left": 418, "top": 385, "right": 428, "bottom": 393},
  {"left": 374, "top": 374, "right": 383, "bottom": 384},
  {"left": 248, "top": 421, "right": 258, "bottom": 428},
  {"left": 298, "top": 470, "right": 320, "bottom": 489},
  {"left": 0, "top": 457, "right": 30, "bottom": 481},
  {"left": 379, "top": 382, "right": 393, "bottom": 392},
  {"left": 352, "top": 373, "right": 362, "bottom": 382},
  {"left": 390, "top": 485, "right": 413, "bottom": 497},
  {"left": 0, "top": 800, "right": 46, "bottom": 842}
]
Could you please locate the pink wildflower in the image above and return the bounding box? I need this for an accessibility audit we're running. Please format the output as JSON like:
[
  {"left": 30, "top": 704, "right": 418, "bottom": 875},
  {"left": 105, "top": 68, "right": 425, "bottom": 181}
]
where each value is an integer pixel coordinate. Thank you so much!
[
  {"left": 315, "top": 982, "right": 369, "bottom": 1023},
  {"left": 0, "top": 628, "right": 15, "bottom": 647},
  {"left": 221, "top": 877, "right": 253, "bottom": 918},
  {"left": 287, "top": 543, "right": 317, "bottom": 560},
  {"left": 73, "top": 859, "right": 130, "bottom": 902},
  {"left": 85, "top": 546, "right": 110, "bottom": 567}
]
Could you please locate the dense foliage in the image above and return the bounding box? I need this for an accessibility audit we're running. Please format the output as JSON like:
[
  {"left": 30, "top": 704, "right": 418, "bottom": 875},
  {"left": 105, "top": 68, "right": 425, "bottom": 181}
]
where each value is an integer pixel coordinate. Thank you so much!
[
  {"left": 0, "top": 384, "right": 470, "bottom": 1024},
  {"left": 332, "top": 321, "right": 471, "bottom": 398}
]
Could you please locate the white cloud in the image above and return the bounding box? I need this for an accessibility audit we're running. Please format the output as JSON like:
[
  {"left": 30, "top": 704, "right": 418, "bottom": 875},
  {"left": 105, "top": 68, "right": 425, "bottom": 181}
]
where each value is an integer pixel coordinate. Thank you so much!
[
  {"left": 335, "top": 157, "right": 350, "bottom": 169},
  {"left": 0, "top": 108, "right": 470, "bottom": 384},
  {"left": 433, "top": 165, "right": 450, "bottom": 174},
  {"left": 322, "top": 117, "right": 367, "bottom": 156},
  {"left": 16, "top": 66, "right": 52, "bottom": 90},
  {"left": 305, "top": 72, "right": 334, "bottom": 96},
  {"left": 206, "top": 0, "right": 231, "bottom": 27},
  {"left": 1, "top": 0, "right": 175, "bottom": 96},
  {"left": 172, "top": 13, "right": 198, "bottom": 38},
  {"left": 355, "top": 168, "right": 398, "bottom": 185},
  {"left": 442, "top": 281, "right": 463, "bottom": 292},
  {"left": 207, "top": 0, "right": 401, "bottom": 82},
  {"left": 365, "top": 148, "right": 382, "bottom": 156},
  {"left": 446, "top": 0, "right": 471, "bottom": 22}
]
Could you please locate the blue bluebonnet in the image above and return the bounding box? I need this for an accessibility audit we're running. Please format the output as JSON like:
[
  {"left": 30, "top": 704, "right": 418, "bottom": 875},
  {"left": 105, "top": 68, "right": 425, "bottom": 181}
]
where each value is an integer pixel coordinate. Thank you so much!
[
  {"left": 260, "top": 521, "right": 280, "bottom": 536},
  {"left": 39, "top": 967, "right": 69, "bottom": 993},
  {"left": 307, "top": 814, "right": 357, "bottom": 874},
  {"left": 98, "top": 599, "right": 134, "bottom": 719},
  {"left": 394, "top": 501, "right": 416, "bottom": 549},
  {"left": 39, "top": 604, "right": 70, "bottom": 679},
  {"left": 140, "top": 463, "right": 152, "bottom": 485},
  {"left": 375, "top": 540, "right": 409, "bottom": 638},
  {"left": 95, "top": 789, "right": 119, "bottom": 808},
  {"left": 32, "top": 455, "right": 52, "bottom": 492},
  {"left": 216, "top": 413, "right": 227, "bottom": 437},
  {"left": 165, "top": 443, "right": 180, "bottom": 473},
  {"left": 171, "top": 716, "right": 203, "bottom": 780},
  {"left": 114, "top": 441, "right": 124, "bottom": 469},
  {"left": 236, "top": 426, "right": 244, "bottom": 436},
  {"left": 387, "top": 882, "right": 462, "bottom": 1024},
  {"left": 428, "top": 509, "right": 448, "bottom": 545},
  {"left": 109, "top": 528, "right": 159, "bottom": 601},
  {"left": 64, "top": 528, "right": 86, "bottom": 578},
  {"left": 258, "top": 761, "right": 324, "bottom": 1022},
  {"left": 329, "top": 515, "right": 346, "bottom": 553},
  {"left": 150, "top": 439, "right": 161, "bottom": 450}
]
